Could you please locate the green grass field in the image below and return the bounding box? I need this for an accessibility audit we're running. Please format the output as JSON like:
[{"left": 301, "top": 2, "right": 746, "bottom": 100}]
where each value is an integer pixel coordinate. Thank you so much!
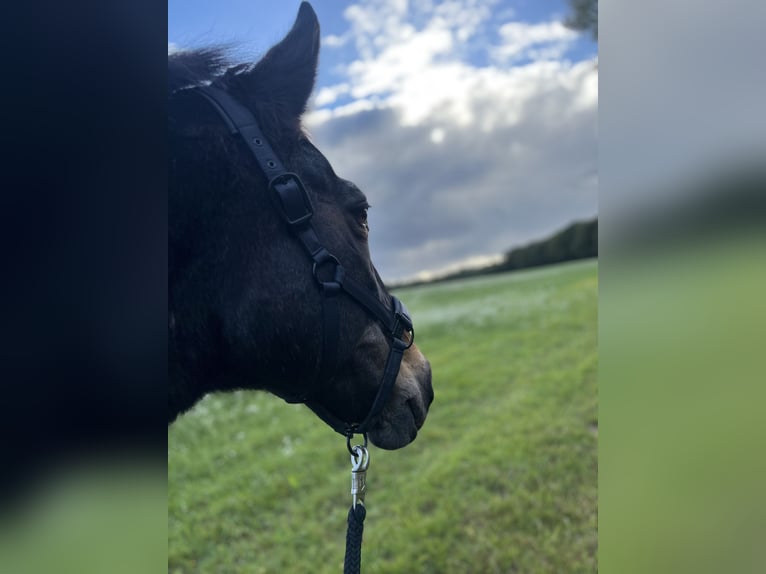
[{"left": 168, "top": 259, "right": 598, "bottom": 573}]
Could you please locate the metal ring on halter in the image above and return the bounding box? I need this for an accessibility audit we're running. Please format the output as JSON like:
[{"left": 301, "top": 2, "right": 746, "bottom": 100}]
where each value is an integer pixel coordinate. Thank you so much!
[{"left": 346, "top": 432, "right": 368, "bottom": 455}]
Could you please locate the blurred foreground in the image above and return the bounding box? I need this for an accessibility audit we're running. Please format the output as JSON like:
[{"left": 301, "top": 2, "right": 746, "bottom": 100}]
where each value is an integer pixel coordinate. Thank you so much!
[
  {"left": 0, "top": 457, "right": 166, "bottom": 574},
  {"left": 600, "top": 169, "right": 766, "bottom": 573}
]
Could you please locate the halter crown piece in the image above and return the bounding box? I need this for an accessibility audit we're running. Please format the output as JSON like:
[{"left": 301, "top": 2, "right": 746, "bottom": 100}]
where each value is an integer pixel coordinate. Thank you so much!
[{"left": 194, "top": 85, "right": 415, "bottom": 440}]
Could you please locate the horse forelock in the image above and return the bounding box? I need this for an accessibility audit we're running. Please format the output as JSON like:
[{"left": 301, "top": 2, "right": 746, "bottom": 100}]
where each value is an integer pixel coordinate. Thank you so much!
[
  {"left": 168, "top": 48, "right": 231, "bottom": 95},
  {"left": 169, "top": 49, "right": 308, "bottom": 156}
]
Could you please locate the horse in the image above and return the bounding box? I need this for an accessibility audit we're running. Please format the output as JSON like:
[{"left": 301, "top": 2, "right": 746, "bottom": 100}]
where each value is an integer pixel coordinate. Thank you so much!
[{"left": 168, "top": 2, "right": 433, "bottom": 450}]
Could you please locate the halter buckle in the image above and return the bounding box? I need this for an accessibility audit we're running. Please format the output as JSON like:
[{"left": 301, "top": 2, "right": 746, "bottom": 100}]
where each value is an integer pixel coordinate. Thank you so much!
[
  {"left": 269, "top": 172, "right": 313, "bottom": 227},
  {"left": 391, "top": 297, "right": 415, "bottom": 349}
]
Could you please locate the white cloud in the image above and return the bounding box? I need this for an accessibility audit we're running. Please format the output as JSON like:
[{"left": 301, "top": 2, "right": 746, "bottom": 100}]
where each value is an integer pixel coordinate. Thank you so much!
[
  {"left": 322, "top": 34, "right": 349, "bottom": 48},
  {"left": 307, "top": 98, "right": 382, "bottom": 124},
  {"left": 490, "top": 21, "right": 577, "bottom": 64},
  {"left": 408, "top": 253, "right": 505, "bottom": 284},
  {"left": 313, "top": 83, "right": 351, "bottom": 107},
  {"left": 315, "top": 0, "right": 588, "bottom": 129},
  {"left": 430, "top": 128, "right": 445, "bottom": 144},
  {"left": 305, "top": 0, "right": 597, "bottom": 281}
]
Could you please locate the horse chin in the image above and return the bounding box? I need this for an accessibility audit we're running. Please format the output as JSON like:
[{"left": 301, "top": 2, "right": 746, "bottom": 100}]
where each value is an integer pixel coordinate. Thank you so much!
[
  {"left": 367, "top": 357, "right": 433, "bottom": 450},
  {"left": 367, "top": 408, "right": 419, "bottom": 450}
]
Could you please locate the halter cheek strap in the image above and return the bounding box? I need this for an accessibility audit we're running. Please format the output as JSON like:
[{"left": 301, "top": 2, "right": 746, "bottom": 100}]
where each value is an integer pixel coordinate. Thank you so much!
[{"left": 194, "top": 85, "right": 414, "bottom": 438}]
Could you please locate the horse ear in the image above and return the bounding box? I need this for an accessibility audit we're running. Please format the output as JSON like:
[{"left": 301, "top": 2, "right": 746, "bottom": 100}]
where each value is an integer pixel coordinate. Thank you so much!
[{"left": 240, "top": 2, "right": 320, "bottom": 120}]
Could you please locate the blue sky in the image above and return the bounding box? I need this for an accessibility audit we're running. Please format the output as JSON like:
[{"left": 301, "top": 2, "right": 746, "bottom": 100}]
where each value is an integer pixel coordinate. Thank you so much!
[
  {"left": 168, "top": 1, "right": 596, "bottom": 78},
  {"left": 169, "top": 1, "right": 598, "bottom": 282}
]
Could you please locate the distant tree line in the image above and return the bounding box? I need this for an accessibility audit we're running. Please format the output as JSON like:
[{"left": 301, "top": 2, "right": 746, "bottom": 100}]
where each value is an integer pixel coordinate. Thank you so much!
[
  {"left": 392, "top": 218, "right": 598, "bottom": 288},
  {"left": 498, "top": 218, "right": 598, "bottom": 273},
  {"left": 608, "top": 166, "right": 765, "bottom": 254}
]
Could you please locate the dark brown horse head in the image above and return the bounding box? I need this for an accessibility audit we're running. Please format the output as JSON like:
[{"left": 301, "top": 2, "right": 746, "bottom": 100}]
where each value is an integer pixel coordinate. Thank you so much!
[{"left": 168, "top": 2, "right": 433, "bottom": 449}]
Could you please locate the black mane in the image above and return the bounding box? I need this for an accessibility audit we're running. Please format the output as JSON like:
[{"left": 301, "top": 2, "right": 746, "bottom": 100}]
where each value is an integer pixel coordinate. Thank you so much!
[
  {"left": 168, "top": 46, "right": 311, "bottom": 144},
  {"left": 168, "top": 48, "right": 234, "bottom": 95}
]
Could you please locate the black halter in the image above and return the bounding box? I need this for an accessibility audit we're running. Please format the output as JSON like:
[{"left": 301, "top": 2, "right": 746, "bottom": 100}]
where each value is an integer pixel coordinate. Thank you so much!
[{"left": 194, "top": 85, "right": 414, "bottom": 439}]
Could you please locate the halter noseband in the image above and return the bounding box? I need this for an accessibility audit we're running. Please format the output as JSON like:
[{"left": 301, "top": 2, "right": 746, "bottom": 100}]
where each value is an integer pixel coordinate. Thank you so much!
[{"left": 194, "top": 85, "right": 414, "bottom": 439}]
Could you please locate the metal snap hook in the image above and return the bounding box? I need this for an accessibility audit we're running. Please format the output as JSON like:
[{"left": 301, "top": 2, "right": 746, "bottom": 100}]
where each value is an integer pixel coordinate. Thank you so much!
[
  {"left": 349, "top": 442, "right": 370, "bottom": 508},
  {"left": 350, "top": 445, "right": 370, "bottom": 472},
  {"left": 346, "top": 431, "right": 368, "bottom": 455}
]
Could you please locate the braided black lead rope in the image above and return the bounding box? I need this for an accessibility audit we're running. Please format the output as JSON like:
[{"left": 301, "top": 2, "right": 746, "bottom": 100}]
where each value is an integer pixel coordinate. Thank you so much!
[
  {"left": 344, "top": 503, "right": 366, "bottom": 574},
  {"left": 343, "top": 437, "right": 370, "bottom": 573}
]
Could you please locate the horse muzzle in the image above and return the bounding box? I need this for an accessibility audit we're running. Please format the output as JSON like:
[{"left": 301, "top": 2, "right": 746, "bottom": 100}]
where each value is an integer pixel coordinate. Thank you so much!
[{"left": 367, "top": 344, "right": 433, "bottom": 450}]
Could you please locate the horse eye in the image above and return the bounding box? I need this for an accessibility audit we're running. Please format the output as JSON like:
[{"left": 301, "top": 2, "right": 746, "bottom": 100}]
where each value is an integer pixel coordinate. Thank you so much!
[{"left": 354, "top": 207, "right": 369, "bottom": 233}]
